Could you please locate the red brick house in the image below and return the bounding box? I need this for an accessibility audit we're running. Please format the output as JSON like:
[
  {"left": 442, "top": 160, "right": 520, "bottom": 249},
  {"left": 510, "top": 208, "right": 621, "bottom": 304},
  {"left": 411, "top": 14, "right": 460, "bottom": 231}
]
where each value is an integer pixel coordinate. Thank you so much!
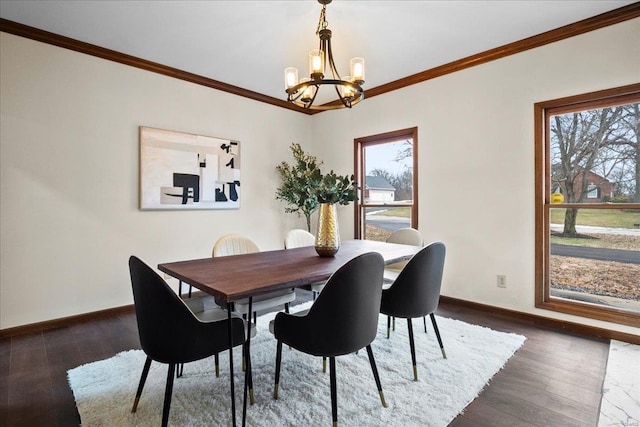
[{"left": 573, "top": 170, "right": 614, "bottom": 203}]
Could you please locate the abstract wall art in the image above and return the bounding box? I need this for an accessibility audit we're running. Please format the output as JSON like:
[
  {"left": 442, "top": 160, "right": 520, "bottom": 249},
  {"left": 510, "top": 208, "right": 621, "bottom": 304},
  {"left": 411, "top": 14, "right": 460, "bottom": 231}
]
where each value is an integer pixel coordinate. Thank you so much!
[{"left": 139, "top": 127, "right": 241, "bottom": 210}]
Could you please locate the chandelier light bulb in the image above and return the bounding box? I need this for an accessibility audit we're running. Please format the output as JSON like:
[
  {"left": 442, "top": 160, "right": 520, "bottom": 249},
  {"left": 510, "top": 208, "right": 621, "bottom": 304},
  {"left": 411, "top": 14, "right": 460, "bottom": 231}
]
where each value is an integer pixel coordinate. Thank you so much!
[
  {"left": 350, "top": 58, "right": 365, "bottom": 83},
  {"left": 300, "top": 78, "right": 314, "bottom": 102},
  {"left": 340, "top": 76, "right": 354, "bottom": 99},
  {"left": 309, "top": 49, "right": 324, "bottom": 78},
  {"left": 284, "top": 67, "right": 299, "bottom": 90}
]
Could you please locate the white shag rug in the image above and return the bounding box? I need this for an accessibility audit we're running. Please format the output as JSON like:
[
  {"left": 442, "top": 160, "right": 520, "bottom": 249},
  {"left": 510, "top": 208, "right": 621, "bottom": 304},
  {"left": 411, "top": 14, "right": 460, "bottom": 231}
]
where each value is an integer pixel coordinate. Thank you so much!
[{"left": 68, "top": 303, "right": 525, "bottom": 427}]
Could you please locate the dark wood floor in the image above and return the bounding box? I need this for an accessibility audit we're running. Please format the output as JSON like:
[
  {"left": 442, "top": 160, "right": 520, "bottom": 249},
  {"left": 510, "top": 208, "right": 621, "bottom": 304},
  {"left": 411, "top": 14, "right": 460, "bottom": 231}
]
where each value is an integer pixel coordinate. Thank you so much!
[{"left": 0, "top": 291, "right": 609, "bottom": 427}]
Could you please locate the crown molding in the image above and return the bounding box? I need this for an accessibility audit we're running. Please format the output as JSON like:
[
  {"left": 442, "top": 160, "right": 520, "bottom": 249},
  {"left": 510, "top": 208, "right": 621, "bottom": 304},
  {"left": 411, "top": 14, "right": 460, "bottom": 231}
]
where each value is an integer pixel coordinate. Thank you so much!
[{"left": 2, "top": 3, "right": 639, "bottom": 115}]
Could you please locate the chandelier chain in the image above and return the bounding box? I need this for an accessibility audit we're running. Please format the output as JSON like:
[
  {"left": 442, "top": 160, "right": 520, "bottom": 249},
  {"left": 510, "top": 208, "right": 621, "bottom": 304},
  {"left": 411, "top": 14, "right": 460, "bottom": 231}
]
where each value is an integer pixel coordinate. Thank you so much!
[{"left": 316, "top": 4, "right": 328, "bottom": 35}]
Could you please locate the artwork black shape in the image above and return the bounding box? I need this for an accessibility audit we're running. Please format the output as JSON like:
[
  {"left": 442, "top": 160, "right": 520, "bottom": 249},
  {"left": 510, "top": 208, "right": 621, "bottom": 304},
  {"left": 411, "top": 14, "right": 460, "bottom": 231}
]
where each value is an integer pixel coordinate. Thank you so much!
[{"left": 173, "top": 173, "right": 200, "bottom": 204}]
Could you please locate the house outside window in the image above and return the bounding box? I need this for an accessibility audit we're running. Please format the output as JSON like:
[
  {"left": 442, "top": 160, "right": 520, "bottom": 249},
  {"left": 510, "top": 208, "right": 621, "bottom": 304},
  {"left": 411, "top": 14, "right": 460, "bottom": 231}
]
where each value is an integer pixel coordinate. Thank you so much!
[{"left": 365, "top": 175, "right": 396, "bottom": 203}]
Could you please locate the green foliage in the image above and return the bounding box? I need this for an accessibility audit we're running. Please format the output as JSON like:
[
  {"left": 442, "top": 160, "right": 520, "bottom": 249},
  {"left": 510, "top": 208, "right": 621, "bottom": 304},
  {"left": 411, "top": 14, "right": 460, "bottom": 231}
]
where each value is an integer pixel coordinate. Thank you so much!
[
  {"left": 610, "top": 195, "right": 631, "bottom": 203},
  {"left": 275, "top": 143, "right": 357, "bottom": 231},
  {"left": 275, "top": 143, "right": 322, "bottom": 231},
  {"left": 316, "top": 171, "right": 357, "bottom": 205},
  {"left": 549, "top": 208, "right": 640, "bottom": 229}
]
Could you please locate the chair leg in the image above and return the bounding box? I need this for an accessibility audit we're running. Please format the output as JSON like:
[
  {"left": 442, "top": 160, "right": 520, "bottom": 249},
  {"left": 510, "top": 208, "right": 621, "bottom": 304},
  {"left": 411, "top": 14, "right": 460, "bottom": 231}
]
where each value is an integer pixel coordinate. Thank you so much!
[
  {"left": 131, "top": 356, "right": 152, "bottom": 413},
  {"left": 392, "top": 316, "right": 395, "bottom": 331},
  {"left": 407, "top": 318, "right": 418, "bottom": 381},
  {"left": 162, "top": 364, "right": 176, "bottom": 427},
  {"left": 430, "top": 313, "right": 447, "bottom": 359},
  {"left": 312, "top": 291, "right": 318, "bottom": 301},
  {"left": 215, "top": 353, "right": 220, "bottom": 377},
  {"left": 241, "top": 314, "right": 247, "bottom": 372},
  {"left": 386, "top": 315, "right": 391, "bottom": 339},
  {"left": 284, "top": 303, "right": 290, "bottom": 314},
  {"left": 365, "top": 345, "right": 388, "bottom": 408},
  {"left": 274, "top": 340, "right": 283, "bottom": 399},
  {"left": 176, "top": 363, "right": 184, "bottom": 378},
  {"left": 323, "top": 357, "right": 327, "bottom": 373},
  {"left": 423, "top": 316, "right": 428, "bottom": 333},
  {"left": 329, "top": 356, "right": 338, "bottom": 427},
  {"left": 248, "top": 354, "right": 255, "bottom": 405}
]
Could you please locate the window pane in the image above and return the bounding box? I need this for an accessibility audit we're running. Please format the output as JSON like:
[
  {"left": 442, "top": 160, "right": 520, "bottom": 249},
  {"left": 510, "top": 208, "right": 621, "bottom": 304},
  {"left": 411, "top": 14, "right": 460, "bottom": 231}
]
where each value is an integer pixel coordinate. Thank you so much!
[
  {"left": 549, "top": 102, "right": 638, "bottom": 204},
  {"left": 363, "top": 140, "right": 413, "bottom": 204},
  {"left": 363, "top": 206, "right": 412, "bottom": 241},
  {"left": 549, "top": 207, "right": 640, "bottom": 312}
]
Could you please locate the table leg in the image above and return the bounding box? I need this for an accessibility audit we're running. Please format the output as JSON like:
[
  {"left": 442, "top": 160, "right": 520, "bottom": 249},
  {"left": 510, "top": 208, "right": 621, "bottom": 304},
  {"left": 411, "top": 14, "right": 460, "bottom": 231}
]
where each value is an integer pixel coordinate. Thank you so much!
[
  {"left": 242, "top": 297, "right": 253, "bottom": 427},
  {"left": 227, "top": 303, "right": 236, "bottom": 427}
]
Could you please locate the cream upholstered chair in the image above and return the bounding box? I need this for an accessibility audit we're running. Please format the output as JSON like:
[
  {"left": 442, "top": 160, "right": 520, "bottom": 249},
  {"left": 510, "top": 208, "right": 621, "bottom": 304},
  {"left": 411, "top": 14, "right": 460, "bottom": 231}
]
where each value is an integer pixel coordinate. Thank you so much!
[
  {"left": 213, "top": 234, "right": 296, "bottom": 323},
  {"left": 383, "top": 227, "right": 423, "bottom": 286},
  {"left": 284, "top": 229, "right": 325, "bottom": 299},
  {"left": 383, "top": 228, "right": 425, "bottom": 335}
]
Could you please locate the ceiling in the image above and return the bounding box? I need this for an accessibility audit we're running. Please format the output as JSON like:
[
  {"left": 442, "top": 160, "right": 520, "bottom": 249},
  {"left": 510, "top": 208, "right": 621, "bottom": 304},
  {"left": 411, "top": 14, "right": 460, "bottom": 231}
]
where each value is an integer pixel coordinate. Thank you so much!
[{"left": 0, "top": 0, "right": 636, "bottom": 105}]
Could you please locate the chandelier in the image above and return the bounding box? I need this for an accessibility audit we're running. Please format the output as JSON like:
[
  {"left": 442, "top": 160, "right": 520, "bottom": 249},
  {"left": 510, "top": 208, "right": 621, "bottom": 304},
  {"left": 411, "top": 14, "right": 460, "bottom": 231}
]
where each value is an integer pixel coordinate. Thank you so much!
[{"left": 284, "top": 0, "right": 365, "bottom": 110}]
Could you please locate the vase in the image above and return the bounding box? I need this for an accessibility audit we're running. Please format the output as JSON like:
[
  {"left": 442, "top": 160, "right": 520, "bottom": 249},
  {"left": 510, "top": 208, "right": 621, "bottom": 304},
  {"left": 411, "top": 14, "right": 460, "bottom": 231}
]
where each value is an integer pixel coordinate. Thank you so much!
[{"left": 315, "top": 203, "right": 340, "bottom": 257}]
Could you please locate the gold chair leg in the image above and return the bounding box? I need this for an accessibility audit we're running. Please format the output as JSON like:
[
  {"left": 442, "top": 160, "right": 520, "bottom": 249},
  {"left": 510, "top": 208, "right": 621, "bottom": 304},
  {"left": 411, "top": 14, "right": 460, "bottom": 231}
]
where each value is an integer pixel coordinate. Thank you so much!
[{"left": 379, "top": 390, "right": 388, "bottom": 408}]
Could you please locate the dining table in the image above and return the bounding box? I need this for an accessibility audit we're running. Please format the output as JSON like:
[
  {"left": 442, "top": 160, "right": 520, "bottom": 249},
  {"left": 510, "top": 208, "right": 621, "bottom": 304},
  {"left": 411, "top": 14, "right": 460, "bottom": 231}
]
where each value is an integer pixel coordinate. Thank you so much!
[{"left": 158, "top": 239, "right": 422, "bottom": 427}]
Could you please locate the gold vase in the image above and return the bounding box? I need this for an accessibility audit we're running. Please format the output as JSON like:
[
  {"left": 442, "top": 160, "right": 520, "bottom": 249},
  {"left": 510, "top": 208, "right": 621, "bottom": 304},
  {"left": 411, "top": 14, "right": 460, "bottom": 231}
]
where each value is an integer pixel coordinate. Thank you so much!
[{"left": 315, "top": 203, "right": 340, "bottom": 257}]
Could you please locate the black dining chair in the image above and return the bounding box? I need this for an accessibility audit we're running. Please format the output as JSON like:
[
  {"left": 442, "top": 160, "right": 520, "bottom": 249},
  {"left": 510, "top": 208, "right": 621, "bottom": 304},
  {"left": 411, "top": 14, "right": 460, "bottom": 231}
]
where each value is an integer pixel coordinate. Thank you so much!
[
  {"left": 382, "top": 227, "right": 425, "bottom": 336},
  {"left": 270, "top": 252, "right": 388, "bottom": 426},
  {"left": 379, "top": 242, "right": 447, "bottom": 381},
  {"left": 128, "top": 256, "right": 248, "bottom": 427}
]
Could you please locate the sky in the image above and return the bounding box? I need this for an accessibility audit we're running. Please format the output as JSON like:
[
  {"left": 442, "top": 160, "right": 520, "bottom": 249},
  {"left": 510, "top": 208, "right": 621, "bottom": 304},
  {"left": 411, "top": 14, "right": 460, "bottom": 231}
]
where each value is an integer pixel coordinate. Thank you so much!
[{"left": 365, "top": 139, "right": 413, "bottom": 176}]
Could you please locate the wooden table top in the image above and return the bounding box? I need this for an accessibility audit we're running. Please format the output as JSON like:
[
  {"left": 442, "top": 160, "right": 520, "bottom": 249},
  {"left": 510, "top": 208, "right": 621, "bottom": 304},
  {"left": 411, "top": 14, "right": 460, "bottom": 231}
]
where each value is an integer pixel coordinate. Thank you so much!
[{"left": 158, "top": 240, "right": 421, "bottom": 302}]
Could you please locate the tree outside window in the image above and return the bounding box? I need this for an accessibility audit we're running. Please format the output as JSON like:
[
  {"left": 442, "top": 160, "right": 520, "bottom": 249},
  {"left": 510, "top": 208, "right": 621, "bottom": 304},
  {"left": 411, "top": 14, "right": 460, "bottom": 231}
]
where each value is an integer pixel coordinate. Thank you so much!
[{"left": 535, "top": 84, "right": 640, "bottom": 327}]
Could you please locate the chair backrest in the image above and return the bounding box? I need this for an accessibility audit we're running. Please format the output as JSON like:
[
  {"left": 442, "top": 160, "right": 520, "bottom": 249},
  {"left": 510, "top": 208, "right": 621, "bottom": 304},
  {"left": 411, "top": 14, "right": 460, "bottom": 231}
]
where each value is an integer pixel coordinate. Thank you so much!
[
  {"left": 129, "top": 256, "right": 200, "bottom": 363},
  {"left": 385, "top": 227, "right": 423, "bottom": 246},
  {"left": 284, "top": 229, "right": 315, "bottom": 249},
  {"left": 212, "top": 233, "right": 261, "bottom": 257},
  {"left": 382, "top": 242, "right": 446, "bottom": 318},
  {"left": 385, "top": 228, "right": 423, "bottom": 271},
  {"left": 304, "top": 252, "right": 385, "bottom": 356}
]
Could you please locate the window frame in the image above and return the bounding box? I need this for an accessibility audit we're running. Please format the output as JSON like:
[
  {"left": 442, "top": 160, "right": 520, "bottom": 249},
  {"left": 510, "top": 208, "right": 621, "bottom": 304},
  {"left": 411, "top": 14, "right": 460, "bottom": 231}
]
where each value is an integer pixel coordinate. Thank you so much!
[
  {"left": 534, "top": 83, "right": 640, "bottom": 327},
  {"left": 353, "top": 127, "right": 419, "bottom": 239}
]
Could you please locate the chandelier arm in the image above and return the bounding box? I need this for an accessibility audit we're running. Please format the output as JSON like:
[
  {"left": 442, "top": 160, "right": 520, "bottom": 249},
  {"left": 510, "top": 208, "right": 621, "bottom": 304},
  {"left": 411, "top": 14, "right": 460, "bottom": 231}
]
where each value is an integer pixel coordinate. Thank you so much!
[
  {"left": 333, "top": 84, "right": 349, "bottom": 108},
  {"left": 306, "top": 84, "right": 320, "bottom": 108},
  {"left": 325, "top": 37, "right": 341, "bottom": 81}
]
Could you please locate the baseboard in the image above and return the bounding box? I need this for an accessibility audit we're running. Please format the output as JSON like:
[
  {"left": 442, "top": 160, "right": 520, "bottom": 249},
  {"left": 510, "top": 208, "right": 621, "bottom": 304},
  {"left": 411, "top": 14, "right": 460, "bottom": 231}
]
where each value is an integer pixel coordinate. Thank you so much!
[
  {"left": 0, "top": 304, "right": 135, "bottom": 339},
  {"left": 1, "top": 293, "right": 638, "bottom": 344},
  {"left": 439, "top": 295, "right": 640, "bottom": 345}
]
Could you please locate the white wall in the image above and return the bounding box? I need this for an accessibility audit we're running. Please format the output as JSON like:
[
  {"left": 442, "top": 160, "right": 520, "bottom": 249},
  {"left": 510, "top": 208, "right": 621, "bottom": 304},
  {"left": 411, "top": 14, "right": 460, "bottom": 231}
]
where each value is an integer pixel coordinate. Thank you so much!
[
  {"left": 2, "top": 18, "right": 639, "bottom": 335},
  {"left": 310, "top": 19, "right": 640, "bottom": 335},
  {"left": 0, "top": 33, "right": 310, "bottom": 329}
]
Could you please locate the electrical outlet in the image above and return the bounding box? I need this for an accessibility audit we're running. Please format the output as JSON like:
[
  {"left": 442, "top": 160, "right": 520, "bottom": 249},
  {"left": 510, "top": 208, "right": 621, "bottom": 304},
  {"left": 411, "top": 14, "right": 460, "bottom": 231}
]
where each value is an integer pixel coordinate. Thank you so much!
[{"left": 497, "top": 275, "right": 507, "bottom": 288}]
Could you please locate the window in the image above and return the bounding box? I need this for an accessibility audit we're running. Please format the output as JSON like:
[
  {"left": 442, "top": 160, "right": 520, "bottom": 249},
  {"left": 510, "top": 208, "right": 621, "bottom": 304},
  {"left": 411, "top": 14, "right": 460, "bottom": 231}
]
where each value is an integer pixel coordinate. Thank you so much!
[
  {"left": 354, "top": 128, "right": 418, "bottom": 241},
  {"left": 587, "top": 185, "right": 599, "bottom": 199},
  {"left": 535, "top": 84, "right": 640, "bottom": 327}
]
